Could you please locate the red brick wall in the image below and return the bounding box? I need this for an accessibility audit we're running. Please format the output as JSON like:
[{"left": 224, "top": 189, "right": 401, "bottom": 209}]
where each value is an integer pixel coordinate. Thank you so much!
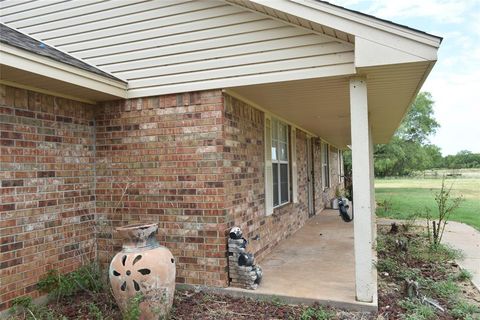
[
  {"left": 320, "top": 145, "right": 342, "bottom": 206},
  {"left": 94, "top": 90, "right": 229, "bottom": 287},
  {"left": 0, "top": 85, "right": 344, "bottom": 311},
  {"left": 0, "top": 85, "right": 96, "bottom": 310},
  {"left": 223, "top": 94, "right": 331, "bottom": 263}
]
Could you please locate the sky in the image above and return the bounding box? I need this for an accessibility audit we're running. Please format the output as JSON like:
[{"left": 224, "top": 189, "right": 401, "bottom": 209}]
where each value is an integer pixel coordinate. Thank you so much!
[{"left": 330, "top": 0, "right": 480, "bottom": 155}]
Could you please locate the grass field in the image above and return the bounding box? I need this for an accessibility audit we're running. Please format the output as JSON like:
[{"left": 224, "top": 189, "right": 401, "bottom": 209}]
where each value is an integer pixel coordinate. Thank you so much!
[{"left": 375, "top": 173, "right": 480, "bottom": 230}]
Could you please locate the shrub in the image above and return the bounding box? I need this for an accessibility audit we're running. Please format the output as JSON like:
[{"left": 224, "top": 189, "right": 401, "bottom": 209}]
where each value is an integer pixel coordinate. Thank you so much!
[
  {"left": 423, "top": 176, "right": 463, "bottom": 246},
  {"left": 37, "top": 263, "right": 104, "bottom": 300}
]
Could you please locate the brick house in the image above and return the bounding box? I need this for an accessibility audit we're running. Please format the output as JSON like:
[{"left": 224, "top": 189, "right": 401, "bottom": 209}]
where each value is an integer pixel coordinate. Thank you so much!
[{"left": 0, "top": 0, "right": 440, "bottom": 311}]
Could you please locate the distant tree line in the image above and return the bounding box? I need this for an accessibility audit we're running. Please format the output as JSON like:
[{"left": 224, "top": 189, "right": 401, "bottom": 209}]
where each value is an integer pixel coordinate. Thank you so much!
[
  {"left": 442, "top": 150, "right": 480, "bottom": 169},
  {"left": 344, "top": 92, "right": 480, "bottom": 177}
]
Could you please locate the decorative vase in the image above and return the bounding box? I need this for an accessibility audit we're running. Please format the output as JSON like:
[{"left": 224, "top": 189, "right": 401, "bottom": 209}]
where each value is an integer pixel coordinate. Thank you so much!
[{"left": 109, "top": 223, "right": 176, "bottom": 319}]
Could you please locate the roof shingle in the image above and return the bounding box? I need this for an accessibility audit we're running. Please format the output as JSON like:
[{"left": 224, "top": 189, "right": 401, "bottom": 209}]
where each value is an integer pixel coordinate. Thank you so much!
[{"left": 0, "top": 23, "right": 124, "bottom": 82}]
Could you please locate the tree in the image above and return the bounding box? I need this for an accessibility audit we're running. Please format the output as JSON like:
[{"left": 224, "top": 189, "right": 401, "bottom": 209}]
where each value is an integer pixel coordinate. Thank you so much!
[
  {"left": 372, "top": 92, "right": 441, "bottom": 176},
  {"left": 396, "top": 92, "right": 440, "bottom": 144},
  {"left": 342, "top": 92, "right": 477, "bottom": 177}
]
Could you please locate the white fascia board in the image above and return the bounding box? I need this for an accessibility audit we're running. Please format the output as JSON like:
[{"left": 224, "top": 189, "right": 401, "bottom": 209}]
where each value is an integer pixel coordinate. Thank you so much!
[
  {"left": 355, "top": 37, "right": 433, "bottom": 67},
  {"left": 248, "top": 0, "right": 440, "bottom": 61},
  {"left": 0, "top": 44, "right": 127, "bottom": 98},
  {"left": 127, "top": 62, "right": 355, "bottom": 98}
]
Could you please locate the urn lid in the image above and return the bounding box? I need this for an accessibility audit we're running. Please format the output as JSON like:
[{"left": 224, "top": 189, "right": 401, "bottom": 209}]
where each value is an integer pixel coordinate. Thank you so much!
[{"left": 116, "top": 223, "right": 158, "bottom": 242}]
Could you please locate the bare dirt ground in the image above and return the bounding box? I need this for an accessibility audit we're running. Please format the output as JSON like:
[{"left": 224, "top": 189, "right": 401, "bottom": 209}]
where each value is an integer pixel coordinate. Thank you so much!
[{"left": 7, "top": 223, "right": 480, "bottom": 320}]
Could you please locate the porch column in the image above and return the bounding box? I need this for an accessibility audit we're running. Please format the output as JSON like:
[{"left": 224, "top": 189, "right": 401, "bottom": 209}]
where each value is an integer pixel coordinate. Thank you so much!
[{"left": 349, "top": 77, "right": 374, "bottom": 302}]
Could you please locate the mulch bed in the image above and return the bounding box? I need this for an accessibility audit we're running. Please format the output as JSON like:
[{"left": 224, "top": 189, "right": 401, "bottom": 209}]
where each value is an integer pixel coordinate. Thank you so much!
[{"left": 8, "top": 223, "right": 480, "bottom": 320}]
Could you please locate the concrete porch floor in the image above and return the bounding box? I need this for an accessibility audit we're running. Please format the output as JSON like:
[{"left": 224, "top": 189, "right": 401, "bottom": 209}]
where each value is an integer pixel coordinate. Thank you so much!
[{"left": 224, "top": 210, "right": 378, "bottom": 312}]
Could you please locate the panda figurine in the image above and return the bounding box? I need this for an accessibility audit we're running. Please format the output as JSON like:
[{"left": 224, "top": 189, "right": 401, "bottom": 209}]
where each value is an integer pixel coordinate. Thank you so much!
[
  {"left": 240, "top": 238, "right": 248, "bottom": 249},
  {"left": 253, "top": 265, "right": 263, "bottom": 284},
  {"left": 238, "top": 253, "right": 254, "bottom": 266},
  {"left": 229, "top": 227, "right": 243, "bottom": 240}
]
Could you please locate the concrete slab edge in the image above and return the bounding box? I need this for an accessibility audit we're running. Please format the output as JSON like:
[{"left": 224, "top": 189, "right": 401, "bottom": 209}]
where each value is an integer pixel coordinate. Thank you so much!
[{"left": 176, "top": 284, "right": 378, "bottom": 313}]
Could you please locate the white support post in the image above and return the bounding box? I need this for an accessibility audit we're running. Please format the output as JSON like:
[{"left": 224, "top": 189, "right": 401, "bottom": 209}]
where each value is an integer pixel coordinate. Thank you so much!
[
  {"left": 369, "top": 126, "right": 376, "bottom": 243},
  {"left": 349, "top": 77, "right": 374, "bottom": 303}
]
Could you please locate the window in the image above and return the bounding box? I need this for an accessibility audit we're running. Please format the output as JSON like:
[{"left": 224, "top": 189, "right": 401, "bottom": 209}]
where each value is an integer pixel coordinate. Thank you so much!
[
  {"left": 338, "top": 150, "right": 343, "bottom": 183},
  {"left": 322, "top": 142, "right": 330, "bottom": 189},
  {"left": 271, "top": 118, "right": 289, "bottom": 207}
]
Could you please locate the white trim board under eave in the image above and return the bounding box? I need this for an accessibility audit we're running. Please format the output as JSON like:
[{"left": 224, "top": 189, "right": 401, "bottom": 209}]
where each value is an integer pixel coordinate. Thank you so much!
[
  {"left": 0, "top": 79, "right": 97, "bottom": 105},
  {"left": 0, "top": 44, "right": 128, "bottom": 99}
]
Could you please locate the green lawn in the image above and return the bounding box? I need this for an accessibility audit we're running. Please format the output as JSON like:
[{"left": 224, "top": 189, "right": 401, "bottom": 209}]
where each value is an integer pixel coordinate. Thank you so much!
[{"left": 375, "top": 177, "right": 480, "bottom": 230}]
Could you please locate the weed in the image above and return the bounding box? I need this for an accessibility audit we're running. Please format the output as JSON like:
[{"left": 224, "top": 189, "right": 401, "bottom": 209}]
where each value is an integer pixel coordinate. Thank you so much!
[
  {"left": 300, "top": 305, "right": 334, "bottom": 320},
  {"left": 452, "top": 269, "right": 472, "bottom": 282},
  {"left": 270, "top": 296, "right": 284, "bottom": 307},
  {"left": 9, "top": 296, "right": 66, "bottom": 320},
  {"left": 375, "top": 257, "right": 398, "bottom": 274},
  {"left": 377, "top": 199, "right": 393, "bottom": 216},
  {"left": 123, "top": 293, "right": 143, "bottom": 320},
  {"left": 402, "top": 212, "right": 419, "bottom": 232},
  {"left": 398, "top": 268, "right": 422, "bottom": 281},
  {"left": 87, "top": 303, "right": 104, "bottom": 320},
  {"left": 399, "top": 298, "right": 436, "bottom": 320},
  {"left": 429, "top": 279, "right": 460, "bottom": 299},
  {"left": 376, "top": 234, "right": 387, "bottom": 253},
  {"left": 450, "top": 300, "right": 480, "bottom": 319},
  {"left": 409, "top": 238, "right": 461, "bottom": 263},
  {"left": 37, "top": 263, "right": 104, "bottom": 301}
]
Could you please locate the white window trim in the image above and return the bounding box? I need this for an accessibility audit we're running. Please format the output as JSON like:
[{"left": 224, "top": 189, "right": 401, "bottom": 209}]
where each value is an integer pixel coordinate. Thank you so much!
[
  {"left": 291, "top": 127, "right": 298, "bottom": 203},
  {"left": 264, "top": 115, "right": 273, "bottom": 215},
  {"left": 338, "top": 149, "right": 343, "bottom": 184},
  {"left": 322, "top": 142, "right": 330, "bottom": 190},
  {"left": 272, "top": 118, "right": 290, "bottom": 208}
]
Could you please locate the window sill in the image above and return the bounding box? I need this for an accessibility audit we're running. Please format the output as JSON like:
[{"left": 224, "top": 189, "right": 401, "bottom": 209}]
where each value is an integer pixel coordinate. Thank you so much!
[{"left": 273, "top": 201, "right": 291, "bottom": 211}]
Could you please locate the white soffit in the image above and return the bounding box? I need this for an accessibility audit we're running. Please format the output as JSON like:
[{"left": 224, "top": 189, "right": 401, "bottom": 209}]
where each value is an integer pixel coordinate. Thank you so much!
[{"left": 0, "top": 44, "right": 127, "bottom": 101}]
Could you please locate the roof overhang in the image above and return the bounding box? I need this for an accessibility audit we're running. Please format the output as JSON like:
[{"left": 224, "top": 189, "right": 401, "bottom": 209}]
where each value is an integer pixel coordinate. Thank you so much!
[
  {"left": 224, "top": 0, "right": 440, "bottom": 147},
  {"left": 0, "top": 43, "right": 127, "bottom": 103},
  {"left": 226, "top": 59, "right": 435, "bottom": 149},
  {"left": 0, "top": 0, "right": 440, "bottom": 145}
]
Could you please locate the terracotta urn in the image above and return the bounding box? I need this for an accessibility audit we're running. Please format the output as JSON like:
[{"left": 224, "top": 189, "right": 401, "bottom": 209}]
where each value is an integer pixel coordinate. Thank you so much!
[{"left": 109, "top": 223, "right": 176, "bottom": 319}]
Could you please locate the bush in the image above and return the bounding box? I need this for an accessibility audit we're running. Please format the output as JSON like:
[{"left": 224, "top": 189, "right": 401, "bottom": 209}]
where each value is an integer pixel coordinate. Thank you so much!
[
  {"left": 37, "top": 263, "right": 104, "bottom": 300},
  {"left": 423, "top": 176, "right": 463, "bottom": 246}
]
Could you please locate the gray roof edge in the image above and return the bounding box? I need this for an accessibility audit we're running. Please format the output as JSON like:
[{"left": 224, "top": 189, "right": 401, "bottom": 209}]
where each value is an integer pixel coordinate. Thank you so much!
[
  {"left": 0, "top": 23, "right": 127, "bottom": 83},
  {"left": 317, "top": 1, "right": 443, "bottom": 43}
]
